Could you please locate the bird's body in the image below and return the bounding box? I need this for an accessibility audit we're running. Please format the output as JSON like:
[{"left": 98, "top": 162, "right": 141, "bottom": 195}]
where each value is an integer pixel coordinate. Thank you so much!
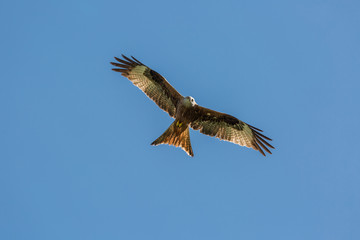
[
  {"left": 151, "top": 97, "right": 196, "bottom": 156},
  {"left": 175, "top": 97, "right": 196, "bottom": 124},
  {"left": 111, "top": 55, "right": 274, "bottom": 157}
]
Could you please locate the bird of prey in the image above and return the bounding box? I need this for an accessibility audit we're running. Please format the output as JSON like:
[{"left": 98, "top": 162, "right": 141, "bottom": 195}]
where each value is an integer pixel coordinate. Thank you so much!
[{"left": 111, "top": 55, "right": 274, "bottom": 157}]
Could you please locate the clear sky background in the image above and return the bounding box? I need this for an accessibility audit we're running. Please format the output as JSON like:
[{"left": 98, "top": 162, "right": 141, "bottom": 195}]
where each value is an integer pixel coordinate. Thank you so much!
[{"left": 1, "top": 0, "right": 360, "bottom": 239}]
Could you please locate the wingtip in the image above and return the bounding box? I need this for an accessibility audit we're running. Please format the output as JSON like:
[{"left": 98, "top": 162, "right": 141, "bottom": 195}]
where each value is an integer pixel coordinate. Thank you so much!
[
  {"left": 131, "top": 55, "right": 143, "bottom": 65},
  {"left": 111, "top": 68, "right": 127, "bottom": 73}
]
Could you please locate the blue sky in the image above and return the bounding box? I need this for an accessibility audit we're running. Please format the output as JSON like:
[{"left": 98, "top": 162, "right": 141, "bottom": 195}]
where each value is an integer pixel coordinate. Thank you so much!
[{"left": 1, "top": 0, "right": 360, "bottom": 239}]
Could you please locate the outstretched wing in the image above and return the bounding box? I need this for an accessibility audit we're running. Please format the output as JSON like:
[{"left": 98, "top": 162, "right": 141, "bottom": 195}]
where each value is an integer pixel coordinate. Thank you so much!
[
  {"left": 111, "top": 55, "right": 183, "bottom": 117},
  {"left": 189, "top": 105, "right": 274, "bottom": 156}
]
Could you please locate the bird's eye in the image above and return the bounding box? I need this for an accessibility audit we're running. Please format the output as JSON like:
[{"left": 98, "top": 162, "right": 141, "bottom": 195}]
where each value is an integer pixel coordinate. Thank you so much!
[{"left": 191, "top": 98, "right": 194, "bottom": 102}]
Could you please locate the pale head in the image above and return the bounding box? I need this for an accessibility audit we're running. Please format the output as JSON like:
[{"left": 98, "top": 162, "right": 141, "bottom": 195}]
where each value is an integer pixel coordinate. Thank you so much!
[{"left": 184, "top": 96, "right": 197, "bottom": 107}]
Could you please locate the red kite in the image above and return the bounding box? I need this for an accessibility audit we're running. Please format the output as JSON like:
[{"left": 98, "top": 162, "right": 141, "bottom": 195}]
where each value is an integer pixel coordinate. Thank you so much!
[{"left": 111, "top": 55, "right": 274, "bottom": 157}]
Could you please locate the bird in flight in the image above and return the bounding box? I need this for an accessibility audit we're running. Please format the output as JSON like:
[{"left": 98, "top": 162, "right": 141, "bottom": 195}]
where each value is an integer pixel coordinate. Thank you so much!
[{"left": 111, "top": 55, "right": 274, "bottom": 157}]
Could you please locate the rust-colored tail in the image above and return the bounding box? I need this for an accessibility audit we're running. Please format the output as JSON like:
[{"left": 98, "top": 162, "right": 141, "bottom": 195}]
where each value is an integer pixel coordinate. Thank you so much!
[{"left": 151, "top": 121, "right": 194, "bottom": 157}]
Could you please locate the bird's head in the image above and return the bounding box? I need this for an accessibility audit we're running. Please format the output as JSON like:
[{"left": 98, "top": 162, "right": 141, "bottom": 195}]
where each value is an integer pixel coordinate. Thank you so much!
[{"left": 184, "top": 96, "right": 197, "bottom": 107}]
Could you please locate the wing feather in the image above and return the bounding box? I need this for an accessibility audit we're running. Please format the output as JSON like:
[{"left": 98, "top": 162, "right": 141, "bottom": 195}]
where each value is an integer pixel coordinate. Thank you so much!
[
  {"left": 190, "top": 106, "right": 274, "bottom": 156},
  {"left": 111, "top": 55, "right": 183, "bottom": 117}
]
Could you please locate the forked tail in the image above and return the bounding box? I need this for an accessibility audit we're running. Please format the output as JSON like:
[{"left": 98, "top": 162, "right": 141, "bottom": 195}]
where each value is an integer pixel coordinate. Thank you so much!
[{"left": 151, "top": 121, "right": 194, "bottom": 157}]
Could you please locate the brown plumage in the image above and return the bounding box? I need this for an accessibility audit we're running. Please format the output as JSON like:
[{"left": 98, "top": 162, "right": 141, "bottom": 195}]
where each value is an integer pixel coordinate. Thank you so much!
[
  {"left": 189, "top": 106, "right": 273, "bottom": 156},
  {"left": 111, "top": 55, "right": 182, "bottom": 117},
  {"left": 111, "top": 55, "right": 274, "bottom": 157},
  {"left": 151, "top": 121, "right": 193, "bottom": 157}
]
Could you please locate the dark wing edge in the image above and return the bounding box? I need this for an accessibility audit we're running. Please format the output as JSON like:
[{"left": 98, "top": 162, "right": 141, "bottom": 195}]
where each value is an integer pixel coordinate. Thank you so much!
[
  {"left": 247, "top": 124, "right": 274, "bottom": 156},
  {"left": 110, "top": 55, "right": 183, "bottom": 117},
  {"left": 189, "top": 106, "right": 275, "bottom": 156}
]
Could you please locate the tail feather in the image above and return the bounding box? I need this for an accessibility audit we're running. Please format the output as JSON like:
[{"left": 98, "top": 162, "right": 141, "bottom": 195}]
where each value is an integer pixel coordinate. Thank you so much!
[{"left": 151, "top": 121, "right": 194, "bottom": 157}]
